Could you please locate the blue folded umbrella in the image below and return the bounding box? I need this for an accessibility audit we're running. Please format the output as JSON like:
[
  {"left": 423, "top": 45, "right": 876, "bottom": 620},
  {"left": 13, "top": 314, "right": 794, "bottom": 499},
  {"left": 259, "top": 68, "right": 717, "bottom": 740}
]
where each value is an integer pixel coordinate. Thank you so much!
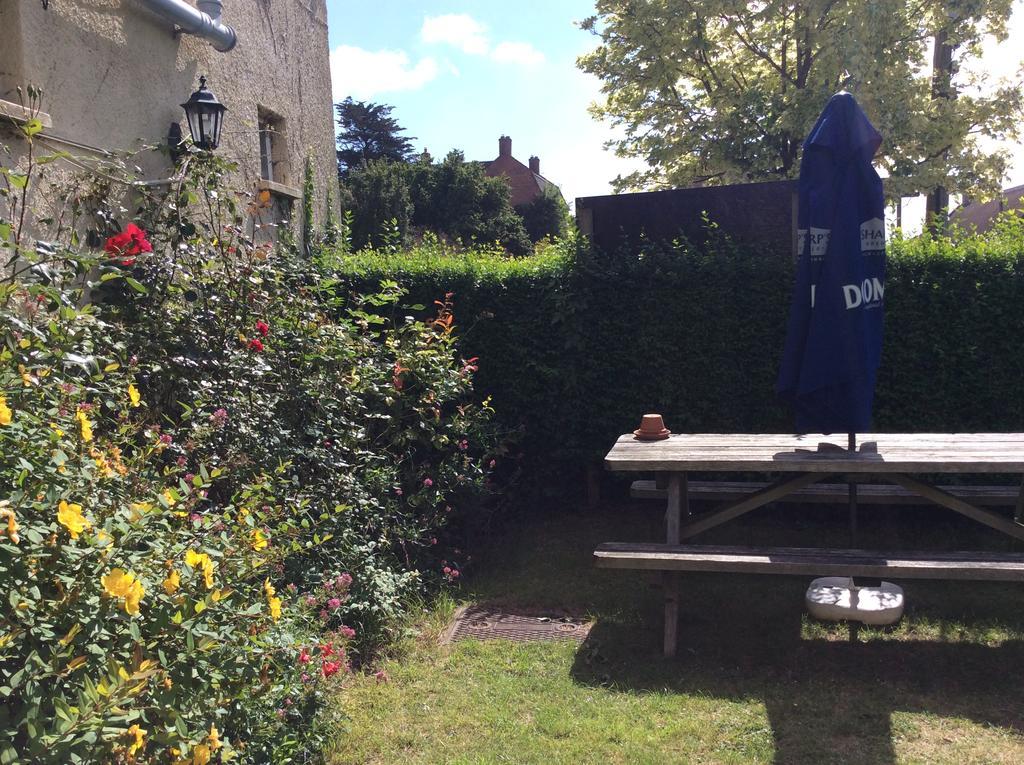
[{"left": 777, "top": 92, "right": 886, "bottom": 435}]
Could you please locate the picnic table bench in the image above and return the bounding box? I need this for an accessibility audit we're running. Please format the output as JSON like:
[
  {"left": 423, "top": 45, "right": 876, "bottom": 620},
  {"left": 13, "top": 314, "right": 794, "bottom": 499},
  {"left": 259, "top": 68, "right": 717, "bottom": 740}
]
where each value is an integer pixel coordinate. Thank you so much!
[{"left": 596, "top": 433, "right": 1024, "bottom": 656}]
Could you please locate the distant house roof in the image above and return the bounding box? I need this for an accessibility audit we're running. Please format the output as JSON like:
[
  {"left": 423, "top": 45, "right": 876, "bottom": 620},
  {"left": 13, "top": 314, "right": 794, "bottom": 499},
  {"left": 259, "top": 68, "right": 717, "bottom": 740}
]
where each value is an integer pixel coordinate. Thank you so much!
[
  {"left": 949, "top": 184, "right": 1024, "bottom": 233},
  {"left": 481, "top": 135, "right": 563, "bottom": 208}
]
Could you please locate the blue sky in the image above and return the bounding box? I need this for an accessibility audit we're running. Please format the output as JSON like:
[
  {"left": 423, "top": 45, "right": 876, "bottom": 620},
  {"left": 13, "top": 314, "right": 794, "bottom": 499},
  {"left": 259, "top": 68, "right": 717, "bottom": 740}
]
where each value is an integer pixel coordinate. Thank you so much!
[
  {"left": 325, "top": 1, "right": 643, "bottom": 205},
  {"left": 325, "top": 1, "right": 1024, "bottom": 227}
]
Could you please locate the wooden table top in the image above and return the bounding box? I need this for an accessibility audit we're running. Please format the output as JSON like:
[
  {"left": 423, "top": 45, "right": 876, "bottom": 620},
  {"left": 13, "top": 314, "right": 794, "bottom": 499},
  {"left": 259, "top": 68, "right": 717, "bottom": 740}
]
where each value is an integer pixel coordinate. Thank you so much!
[{"left": 604, "top": 433, "right": 1024, "bottom": 473}]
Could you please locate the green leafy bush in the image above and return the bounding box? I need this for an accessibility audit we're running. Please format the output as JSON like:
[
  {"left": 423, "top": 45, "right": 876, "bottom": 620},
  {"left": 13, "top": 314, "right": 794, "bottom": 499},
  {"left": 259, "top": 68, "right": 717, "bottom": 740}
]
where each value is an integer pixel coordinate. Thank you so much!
[
  {"left": 2, "top": 127, "right": 496, "bottom": 762},
  {"left": 326, "top": 213, "right": 1024, "bottom": 487}
]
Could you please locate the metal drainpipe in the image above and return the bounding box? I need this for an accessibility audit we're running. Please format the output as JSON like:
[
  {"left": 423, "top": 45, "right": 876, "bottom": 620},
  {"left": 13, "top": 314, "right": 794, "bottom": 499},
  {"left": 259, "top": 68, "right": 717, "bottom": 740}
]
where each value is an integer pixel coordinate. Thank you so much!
[{"left": 137, "top": 0, "right": 237, "bottom": 52}]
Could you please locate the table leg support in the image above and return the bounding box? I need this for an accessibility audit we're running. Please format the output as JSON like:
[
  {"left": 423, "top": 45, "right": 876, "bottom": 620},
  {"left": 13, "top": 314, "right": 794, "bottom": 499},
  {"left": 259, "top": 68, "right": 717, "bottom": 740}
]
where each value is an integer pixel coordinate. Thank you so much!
[
  {"left": 663, "top": 473, "right": 687, "bottom": 657},
  {"left": 1016, "top": 476, "right": 1024, "bottom": 524},
  {"left": 663, "top": 572, "right": 679, "bottom": 657}
]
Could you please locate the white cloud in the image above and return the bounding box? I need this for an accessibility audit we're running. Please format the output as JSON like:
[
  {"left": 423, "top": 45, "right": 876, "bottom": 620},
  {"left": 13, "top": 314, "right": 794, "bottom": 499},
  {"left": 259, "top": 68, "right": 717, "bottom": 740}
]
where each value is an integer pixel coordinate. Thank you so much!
[
  {"left": 491, "top": 41, "right": 545, "bottom": 68},
  {"left": 421, "top": 14, "right": 546, "bottom": 68},
  {"left": 421, "top": 14, "right": 489, "bottom": 55},
  {"left": 329, "top": 45, "right": 439, "bottom": 101}
]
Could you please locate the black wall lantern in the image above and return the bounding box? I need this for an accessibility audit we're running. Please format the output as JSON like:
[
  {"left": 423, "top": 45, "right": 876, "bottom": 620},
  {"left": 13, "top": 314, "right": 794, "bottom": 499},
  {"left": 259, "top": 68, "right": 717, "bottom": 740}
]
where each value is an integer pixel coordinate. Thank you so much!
[{"left": 180, "top": 76, "right": 227, "bottom": 151}]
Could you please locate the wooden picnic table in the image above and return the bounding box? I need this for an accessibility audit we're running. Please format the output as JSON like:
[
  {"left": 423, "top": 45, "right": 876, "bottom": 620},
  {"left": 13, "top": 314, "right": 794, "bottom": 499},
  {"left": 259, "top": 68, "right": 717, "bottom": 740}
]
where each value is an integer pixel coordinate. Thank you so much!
[{"left": 597, "top": 433, "right": 1024, "bottom": 656}]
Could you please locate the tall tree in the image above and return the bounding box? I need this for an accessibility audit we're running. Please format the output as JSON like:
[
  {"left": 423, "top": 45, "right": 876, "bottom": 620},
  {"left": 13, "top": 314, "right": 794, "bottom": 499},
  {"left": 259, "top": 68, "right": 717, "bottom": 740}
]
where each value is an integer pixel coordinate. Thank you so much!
[
  {"left": 578, "top": 1, "right": 1022, "bottom": 202},
  {"left": 335, "top": 97, "right": 416, "bottom": 177}
]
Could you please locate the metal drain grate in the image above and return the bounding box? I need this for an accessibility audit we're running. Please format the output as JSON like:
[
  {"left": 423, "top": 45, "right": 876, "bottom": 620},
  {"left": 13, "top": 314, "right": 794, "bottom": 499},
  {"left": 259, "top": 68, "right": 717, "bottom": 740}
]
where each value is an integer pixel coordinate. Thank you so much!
[{"left": 445, "top": 605, "right": 591, "bottom": 644}]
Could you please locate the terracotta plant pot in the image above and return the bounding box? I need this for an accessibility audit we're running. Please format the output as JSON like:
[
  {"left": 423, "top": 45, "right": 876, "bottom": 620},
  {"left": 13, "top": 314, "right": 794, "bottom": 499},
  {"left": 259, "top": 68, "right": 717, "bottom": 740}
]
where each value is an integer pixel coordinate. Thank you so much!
[{"left": 634, "top": 413, "right": 671, "bottom": 441}]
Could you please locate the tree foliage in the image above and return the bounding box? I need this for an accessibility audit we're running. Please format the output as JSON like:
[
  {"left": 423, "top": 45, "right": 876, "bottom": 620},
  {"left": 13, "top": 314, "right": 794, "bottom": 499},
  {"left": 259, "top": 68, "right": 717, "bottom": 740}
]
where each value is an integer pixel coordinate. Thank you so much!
[
  {"left": 342, "top": 151, "right": 533, "bottom": 255},
  {"left": 516, "top": 188, "right": 570, "bottom": 242},
  {"left": 335, "top": 97, "right": 416, "bottom": 176},
  {"left": 340, "top": 158, "right": 414, "bottom": 250},
  {"left": 579, "top": 0, "right": 1023, "bottom": 200}
]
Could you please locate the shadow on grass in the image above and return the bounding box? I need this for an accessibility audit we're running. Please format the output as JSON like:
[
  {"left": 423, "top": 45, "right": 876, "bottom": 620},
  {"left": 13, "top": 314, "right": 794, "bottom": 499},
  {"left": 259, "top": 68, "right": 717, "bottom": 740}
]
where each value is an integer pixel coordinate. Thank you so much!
[
  {"left": 471, "top": 499, "right": 1024, "bottom": 763},
  {"left": 573, "top": 603, "right": 1024, "bottom": 764},
  {"left": 561, "top": 499, "right": 1024, "bottom": 761}
]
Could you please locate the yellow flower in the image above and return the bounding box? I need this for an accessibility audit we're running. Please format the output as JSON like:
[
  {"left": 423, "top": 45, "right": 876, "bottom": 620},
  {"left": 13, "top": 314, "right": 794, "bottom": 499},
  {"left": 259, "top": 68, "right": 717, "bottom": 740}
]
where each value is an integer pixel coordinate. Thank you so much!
[
  {"left": 0, "top": 508, "right": 19, "bottom": 544},
  {"left": 268, "top": 596, "right": 282, "bottom": 621},
  {"left": 192, "top": 744, "right": 211, "bottom": 765},
  {"left": 49, "top": 422, "right": 64, "bottom": 438},
  {"left": 124, "top": 723, "right": 146, "bottom": 755},
  {"left": 251, "top": 529, "right": 269, "bottom": 550},
  {"left": 186, "top": 550, "right": 215, "bottom": 589},
  {"left": 75, "top": 408, "right": 93, "bottom": 442},
  {"left": 90, "top": 448, "right": 115, "bottom": 479},
  {"left": 208, "top": 723, "right": 221, "bottom": 750},
  {"left": 101, "top": 568, "right": 145, "bottom": 615},
  {"left": 57, "top": 500, "right": 91, "bottom": 539},
  {"left": 129, "top": 502, "right": 153, "bottom": 522},
  {"left": 18, "top": 365, "right": 35, "bottom": 387},
  {"left": 0, "top": 396, "right": 11, "bottom": 426},
  {"left": 163, "top": 489, "right": 177, "bottom": 507},
  {"left": 163, "top": 569, "right": 180, "bottom": 595},
  {"left": 128, "top": 383, "right": 141, "bottom": 408},
  {"left": 264, "top": 578, "right": 276, "bottom": 598}
]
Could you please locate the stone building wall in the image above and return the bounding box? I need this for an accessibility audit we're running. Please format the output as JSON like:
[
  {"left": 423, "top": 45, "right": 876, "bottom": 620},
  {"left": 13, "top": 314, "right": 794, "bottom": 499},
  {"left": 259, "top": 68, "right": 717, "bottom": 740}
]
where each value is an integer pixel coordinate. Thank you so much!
[{"left": 0, "top": 0, "right": 337, "bottom": 235}]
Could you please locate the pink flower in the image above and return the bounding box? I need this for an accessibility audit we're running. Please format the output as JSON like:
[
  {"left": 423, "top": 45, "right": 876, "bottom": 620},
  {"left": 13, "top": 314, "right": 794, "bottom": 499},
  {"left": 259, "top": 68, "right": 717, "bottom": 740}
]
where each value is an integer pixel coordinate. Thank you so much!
[
  {"left": 431, "top": 537, "right": 437, "bottom": 545},
  {"left": 451, "top": 569, "right": 460, "bottom": 579},
  {"left": 176, "top": 456, "right": 187, "bottom": 467},
  {"left": 276, "top": 708, "right": 286, "bottom": 719},
  {"left": 210, "top": 408, "right": 228, "bottom": 428},
  {"left": 159, "top": 433, "right": 173, "bottom": 445},
  {"left": 305, "top": 595, "right": 317, "bottom": 606},
  {"left": 328, "top": 597, "right": 342, "bottom": 610},
  {"left": 319, "top": 609, "right": 329, "bottom": 620},
  {"left": 458, "top": 439, "right": 469, "bottom": 451},
  {"left": 443, "top": 567, "right": 451, "bottom": 575},
  {"left": 301, "top": 673, "right": 311, "bottom": 683},
  {"left": 489, "top": 459, "right": 496, "bottom": 469},
  {"left": 298, "top": 648, "right": 311, "bottom": 664},
  {"left": 189, "top": 513, "right": 202, "bottom": 523},
  {"left": 374, "top": 669, "right": 389, "bottom": 683},
  {"left": 423, "top": 478, "right": 433, "bottom": 488},
  {"left": 339, "top": 625, "right": 356, "bottom": 639},
  {"left": 184, "top": 473, "right": 195, "bottom": 483},
  {"left": 337, "top": 573, "right": 352, "bottom": 588},
  {"left": 395, "top": 487, "right": 403, "bottom": 496}
]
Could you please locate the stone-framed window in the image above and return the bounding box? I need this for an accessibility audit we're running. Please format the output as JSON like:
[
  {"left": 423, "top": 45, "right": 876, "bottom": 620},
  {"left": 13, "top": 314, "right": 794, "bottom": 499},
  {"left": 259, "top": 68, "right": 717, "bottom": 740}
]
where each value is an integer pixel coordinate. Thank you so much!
[{"left": 257, "top": 108, "right": 287, "bottom": 184}]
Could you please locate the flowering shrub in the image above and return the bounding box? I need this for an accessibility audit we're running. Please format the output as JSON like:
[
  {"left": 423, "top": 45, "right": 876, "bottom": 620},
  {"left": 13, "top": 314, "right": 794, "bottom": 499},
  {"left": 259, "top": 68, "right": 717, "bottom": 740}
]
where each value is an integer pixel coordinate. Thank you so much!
[
  {"left": 114, "top": 155, "right": 498, "bottom": 655},
  {"left": 2, "top": 130, "right": 496, "bottom": 761},
  {"left": 0, "top": 277, "right": 304, "bottom": 761}
]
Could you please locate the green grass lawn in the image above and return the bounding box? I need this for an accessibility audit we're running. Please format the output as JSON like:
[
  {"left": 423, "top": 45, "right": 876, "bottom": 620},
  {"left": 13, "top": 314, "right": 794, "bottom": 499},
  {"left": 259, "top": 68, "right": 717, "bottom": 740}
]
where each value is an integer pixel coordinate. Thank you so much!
[{"left": 330, "top": 495, "right": 1024, "bottom": 764}]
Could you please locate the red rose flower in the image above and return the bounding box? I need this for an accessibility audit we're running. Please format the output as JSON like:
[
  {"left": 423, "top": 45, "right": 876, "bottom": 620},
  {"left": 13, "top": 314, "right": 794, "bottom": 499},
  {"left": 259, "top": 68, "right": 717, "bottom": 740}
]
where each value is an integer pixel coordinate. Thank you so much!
[
  {"left": 248, "top": 338, "right": 264, "bottom": 352},
  {"left": 255, "top": 320, "right": 270, "bottom": 337},
  {"left": 321, "top": 660, "right": 341, "bottom": 678},
  {"left": 298, "top": 648, "right": 311, "bottom": 665},
  {"left": 319, "top": 642, "right": 336, "bottom": 658},
  {"left": 104, "top": 223, "right": 152, "bottom": 266}
]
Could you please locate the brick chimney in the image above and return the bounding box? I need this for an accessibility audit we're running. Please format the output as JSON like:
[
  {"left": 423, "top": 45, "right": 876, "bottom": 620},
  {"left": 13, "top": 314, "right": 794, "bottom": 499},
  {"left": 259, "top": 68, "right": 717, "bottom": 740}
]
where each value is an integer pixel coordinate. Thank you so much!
[
  {"left": 529, "top": 156, "right": 540, "bottom": 175},
  {"left": 498, "top": 135, "right": 512, "bottom": 157}
]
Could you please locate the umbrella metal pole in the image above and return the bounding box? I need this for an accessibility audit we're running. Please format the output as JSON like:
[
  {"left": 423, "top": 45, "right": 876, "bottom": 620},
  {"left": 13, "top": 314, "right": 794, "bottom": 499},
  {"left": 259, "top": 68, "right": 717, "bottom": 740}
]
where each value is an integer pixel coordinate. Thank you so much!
[{"left": 848, "top": 432, "right": 858, "bottom": 546}]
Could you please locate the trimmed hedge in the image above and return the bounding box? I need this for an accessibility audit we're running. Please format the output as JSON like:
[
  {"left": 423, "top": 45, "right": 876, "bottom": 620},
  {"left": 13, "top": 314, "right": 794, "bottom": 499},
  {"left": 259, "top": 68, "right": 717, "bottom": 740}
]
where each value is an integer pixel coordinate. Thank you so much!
[{"left": 325, "top": 217, "right": 1024, "bottom": 486}]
